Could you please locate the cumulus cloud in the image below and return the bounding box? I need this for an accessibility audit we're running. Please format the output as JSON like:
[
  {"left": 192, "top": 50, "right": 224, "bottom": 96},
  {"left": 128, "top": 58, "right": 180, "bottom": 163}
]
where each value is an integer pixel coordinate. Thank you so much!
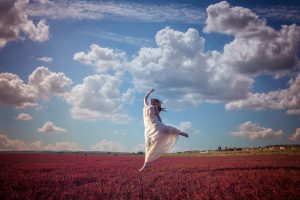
[
  {"left": 0, "top": 0, "right": 49, "bottom": 48},
  {"left": 131, "top": 143, "right": 145, "bottom": 153},
  {"left": 230, "top": 121, "right": 284, "bottom": 140},
  {"left": 226, "top": 73, "right": 300, "bottom": 113},
  {"left": 37, "top": 56, "right": 53, "bottom": 63},
  {"left": 129, "top": 27, "right": 253, "bottom": 108},
  {"left": 64, "top": 73, "right": 131, "bottom": 123},
  {"left": 0, "top": 67, "right": 72, "bottom": 108},
  {"left": 91, "top": 139, "right": 128, "bottom": 152},
  {"left": 178, "top": 121, "right": 200, "bottom": 135},
  {"left": 0, "top": 134, "right": 81, "bottom": 151},
  {"left": 29, "top": 66, "right": 72, "bottom": 100},
  {"left": 91, "top": 139, "right": 145, "bottom": 153},
  {"left": 26, "top": 0, "right": 204, "bottom": 24},
  {"left": 73, "top": 44, "right": 127, "bottom": 73},
  {"left": 204, "top": 1, "right": 300, "bottom": 76},
  {"left": 70, "top": 2, "right": 299, "bottom": 112},
  {"left": 37, "top": 121, "right": 67, "bottom": 133},
  {"left": 122, "top": 88, "right": 135, "bottom": 104},
  {"left": 0, "top": 73, "right": 38, "bottom": 108},
  {"left": 16, "top": 113, "right": 33, "bottom": 121},
  {"left": 289, "top": 128, "right": 300, "bottom": 141}
]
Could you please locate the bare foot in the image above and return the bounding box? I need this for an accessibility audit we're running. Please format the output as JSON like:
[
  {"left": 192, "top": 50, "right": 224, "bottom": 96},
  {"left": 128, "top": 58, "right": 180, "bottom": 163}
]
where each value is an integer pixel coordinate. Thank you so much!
[
  {"left": 139, "top": 163, "right": 149, "bottom": 171},
  {"left": 180, "top": 132, "right": 189, "bottom": 138}
]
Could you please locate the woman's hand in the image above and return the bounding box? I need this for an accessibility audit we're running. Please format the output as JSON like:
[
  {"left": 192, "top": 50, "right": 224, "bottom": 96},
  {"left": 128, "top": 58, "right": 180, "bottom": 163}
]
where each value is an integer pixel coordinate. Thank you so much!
[{"left": 144, "top": 88, "right": 155, "bottom": 106}]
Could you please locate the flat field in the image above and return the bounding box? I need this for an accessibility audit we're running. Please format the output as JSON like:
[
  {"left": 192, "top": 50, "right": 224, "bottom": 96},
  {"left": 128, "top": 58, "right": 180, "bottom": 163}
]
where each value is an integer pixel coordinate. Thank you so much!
[{"left": 0, "top": 153, "right": 299, "bottom": 199}]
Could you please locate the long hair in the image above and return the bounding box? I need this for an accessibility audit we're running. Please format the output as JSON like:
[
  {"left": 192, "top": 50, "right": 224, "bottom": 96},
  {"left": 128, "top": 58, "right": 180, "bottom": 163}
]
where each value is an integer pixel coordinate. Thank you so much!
[{"left": 150, "top": 98, "right": 166, "bottom": 112}]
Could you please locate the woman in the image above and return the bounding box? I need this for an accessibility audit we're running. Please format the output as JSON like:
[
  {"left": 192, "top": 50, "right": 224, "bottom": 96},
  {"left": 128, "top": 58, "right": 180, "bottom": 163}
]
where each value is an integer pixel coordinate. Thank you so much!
[{"left": 139, "top": 89, "right": 189, "bottom": 171}]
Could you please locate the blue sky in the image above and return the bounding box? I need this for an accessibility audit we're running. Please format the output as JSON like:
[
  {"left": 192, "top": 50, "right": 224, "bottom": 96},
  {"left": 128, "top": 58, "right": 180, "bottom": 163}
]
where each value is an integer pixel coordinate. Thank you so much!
[{"left": 0, "top": 0, "right": 300, "bottom": 152}]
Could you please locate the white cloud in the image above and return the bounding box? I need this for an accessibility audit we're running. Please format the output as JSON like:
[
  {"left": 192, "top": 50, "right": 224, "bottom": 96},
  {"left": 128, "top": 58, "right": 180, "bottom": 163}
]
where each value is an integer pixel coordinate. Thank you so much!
[
  {"left": 91, "top": 139, "right": 145, "bottom": 153},
  {"left": 230, "top": 121, "right": 284, "bottom": 140},
  {"left": 73, "top": 44, "right": 127, "bottom": 73},
  {"left": 37, "top": 121, "right": 67, "bottom": 133},
  {"left": 289, "top": 128, "right": 300, "bottom": 141},
  {"left": 91, "top": 139, "right": 127, "bottom": 152},
  {"left": 16, "top": 113, "right": 33, "bottom": 121},
  {"left": 43, "top": 142, "right": 81, "bottom": 151},
  {"left": 122, "top": 88, "right": 135, "bottom": 104},
  {"left": 65, "top": 73, "right": 131, "bottom": 123},
  {"left": 178, "top": 121, "right": 200, "bottom": 135},
  {"left": 0, "top": 73, "right": 38, "bottom": 108},
  {"left": 130, "top": 143, "right": 145, "bottom": 153},
  {"left": 29, "top": 66, "right": 72, "bottom": 100},
  {"left": 0, "top": 134, "right": 81, "bottom": 151},
  {"left": 0, "top": 134, "right": 32, "bottom": 151},
  {"left": 0, "top": 67, "right": 72, "bottom": 108},
  {"left": 254, "top": 6, "right": 300, "bottom": 22},
  {"left": 226, "top": 73, "right": 300, "bottom": 113},
  {"left": 80, "top": 30, "right": 154, "bottom": 47},
  {"left": 37, "top": 56, "right": 53, "bottom": 63},
  {"left": 287, "top": 109, "right": 300, "bottom": 115},
  {"left": 0, "top": 0, "right": 49, "bottom": 48},
  {"left": 26, "top": 0, "right": 205, "bottom": 24},
  {"left": 204, "top": 1, "right": 300, "bottom": 76},
  {"left": 129, "top": 27, "right": 253, "bottom": 108},
  {"left": 70, "top": 2, "right": 300, "bottom": 112}
]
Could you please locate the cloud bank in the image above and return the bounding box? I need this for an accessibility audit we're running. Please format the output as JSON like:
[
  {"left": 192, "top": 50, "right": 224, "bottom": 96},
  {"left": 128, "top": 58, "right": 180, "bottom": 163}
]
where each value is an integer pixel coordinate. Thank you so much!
[
  {"left": 0, "top": 67, "right": 72, "bottom": 108},
  {"left": 70, "top": 1, "right": 300, "bottom": 114},
  {"left": 0, "top": 134, "right": 81, "bottom": 151},
  {"left": 26, "top": 0, "right": 204, "bottom": 24},
  {"left": 230, "top": 121, "right": 284, "bottom": 140},
  {"left": 2, "top": 1, "right": 300, "bottom": 125},
  {"left": 91, "top": 139, "right": 144, "bottom": 153},
  {"left": 226, "top": 73, "right": 300, "bottom": 114},
  {"left": 129, "top": 27, "right": 253, "bottom": 108}
]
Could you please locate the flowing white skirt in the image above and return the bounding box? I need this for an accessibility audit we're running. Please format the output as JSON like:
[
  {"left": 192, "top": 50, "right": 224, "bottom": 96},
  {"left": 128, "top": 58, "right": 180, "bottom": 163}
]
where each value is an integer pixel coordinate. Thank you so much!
[{"left": 142, "top": 105, "right": 180, "bottom": 166}]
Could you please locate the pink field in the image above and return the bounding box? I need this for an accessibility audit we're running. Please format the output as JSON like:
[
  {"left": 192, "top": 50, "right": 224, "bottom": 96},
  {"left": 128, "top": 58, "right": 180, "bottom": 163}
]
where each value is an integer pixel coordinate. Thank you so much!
[{"left": 0, "top": 153, "right": 299, "bottom": 199}]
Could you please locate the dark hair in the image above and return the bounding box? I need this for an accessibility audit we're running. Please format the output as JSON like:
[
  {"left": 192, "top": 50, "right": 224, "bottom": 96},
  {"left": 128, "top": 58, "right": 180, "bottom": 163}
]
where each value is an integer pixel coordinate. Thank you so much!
[{"left": 150, "top": 98, "right": 166, "bottom": 112}]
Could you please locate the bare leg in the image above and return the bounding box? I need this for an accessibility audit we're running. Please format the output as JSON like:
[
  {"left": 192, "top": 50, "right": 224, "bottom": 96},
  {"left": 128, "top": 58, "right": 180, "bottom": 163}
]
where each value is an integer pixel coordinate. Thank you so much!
[{"left": 179, "top": 132, "right": 189, "bottom": 138}]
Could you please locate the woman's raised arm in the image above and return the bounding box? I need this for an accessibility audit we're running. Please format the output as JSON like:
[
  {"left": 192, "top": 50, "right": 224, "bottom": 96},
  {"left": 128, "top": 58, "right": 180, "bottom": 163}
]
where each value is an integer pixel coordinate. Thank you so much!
[{"left": 144, "top": 88, "right": 155, "bottom": 106}]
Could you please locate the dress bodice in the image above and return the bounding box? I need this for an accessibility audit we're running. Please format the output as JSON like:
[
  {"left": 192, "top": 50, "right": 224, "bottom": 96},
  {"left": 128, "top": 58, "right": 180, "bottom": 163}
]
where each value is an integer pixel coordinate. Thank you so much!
[{"left": 143, "top": 105, "right": 160, "bottom": 126}]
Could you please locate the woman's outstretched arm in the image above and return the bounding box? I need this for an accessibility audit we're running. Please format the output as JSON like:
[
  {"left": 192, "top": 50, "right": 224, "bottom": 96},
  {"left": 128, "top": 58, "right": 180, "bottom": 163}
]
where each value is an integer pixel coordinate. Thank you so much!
[{"left": 144, "top": 88, "right": 155, "bottom": 106}]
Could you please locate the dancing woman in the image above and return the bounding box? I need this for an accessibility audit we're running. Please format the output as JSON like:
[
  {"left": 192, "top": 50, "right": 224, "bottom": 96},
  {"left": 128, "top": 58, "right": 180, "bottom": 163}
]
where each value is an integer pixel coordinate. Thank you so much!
[{"left": 139, "top": 89, "right": 189, "bottom": 171}]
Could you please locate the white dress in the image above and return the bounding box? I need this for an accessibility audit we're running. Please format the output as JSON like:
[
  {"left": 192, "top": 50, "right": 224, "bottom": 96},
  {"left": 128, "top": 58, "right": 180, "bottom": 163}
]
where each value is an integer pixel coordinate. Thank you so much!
[{"left": 142, "top": 104, "right": 180, "bottom": 166}]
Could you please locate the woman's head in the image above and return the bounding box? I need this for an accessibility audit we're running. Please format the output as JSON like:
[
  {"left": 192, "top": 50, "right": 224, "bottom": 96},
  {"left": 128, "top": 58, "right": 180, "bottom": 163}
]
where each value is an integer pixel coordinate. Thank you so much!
[{"left": 150, "top": 98, "right": 166, "bottom": 112}]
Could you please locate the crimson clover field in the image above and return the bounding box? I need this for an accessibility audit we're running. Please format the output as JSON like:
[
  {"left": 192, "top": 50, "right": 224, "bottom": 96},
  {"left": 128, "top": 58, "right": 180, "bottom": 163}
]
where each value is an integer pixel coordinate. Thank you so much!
[{"left": 0, "top": 153, "right": 299, "bottom": 199}]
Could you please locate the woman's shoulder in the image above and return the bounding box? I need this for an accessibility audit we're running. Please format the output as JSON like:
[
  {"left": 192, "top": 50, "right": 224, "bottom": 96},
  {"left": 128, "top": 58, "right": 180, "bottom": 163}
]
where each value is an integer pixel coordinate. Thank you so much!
[
  {"left": 144, "top": 104, "right": 154, "bottom": 108},
  {"left": 144, "top": 105, "right": 155, "bottom": 112}
]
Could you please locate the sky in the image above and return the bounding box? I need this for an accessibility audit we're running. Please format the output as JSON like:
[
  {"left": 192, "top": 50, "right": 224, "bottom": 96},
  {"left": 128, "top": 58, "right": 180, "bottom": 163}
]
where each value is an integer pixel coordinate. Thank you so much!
[{"left": 0, "top": 0, "right": 300, "bottom": 152}]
